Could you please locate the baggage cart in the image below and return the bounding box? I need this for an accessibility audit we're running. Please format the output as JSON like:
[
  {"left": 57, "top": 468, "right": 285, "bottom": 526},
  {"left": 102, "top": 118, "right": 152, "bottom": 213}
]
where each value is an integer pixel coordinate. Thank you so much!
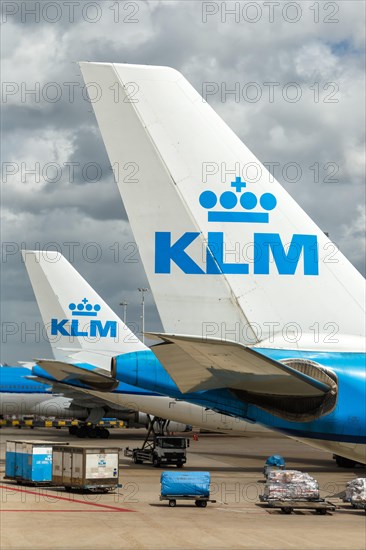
[
  {"left": 160, "top": 471, "right": 216, "bottom": 508},
  {"left": 259, "top": 495, "right": 336, "bottom": 514},
  {"left": 160, "top": 494, "right": 216, "bottom": 507},
  {"left": 350, "top": 502, "right": 366, "bottom": 513}
]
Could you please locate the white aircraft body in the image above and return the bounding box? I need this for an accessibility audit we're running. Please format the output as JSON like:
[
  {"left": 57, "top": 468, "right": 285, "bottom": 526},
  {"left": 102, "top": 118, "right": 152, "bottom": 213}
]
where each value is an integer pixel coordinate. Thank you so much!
[{"left": 78, "top": 62, "right": 365, "bottom": 466}]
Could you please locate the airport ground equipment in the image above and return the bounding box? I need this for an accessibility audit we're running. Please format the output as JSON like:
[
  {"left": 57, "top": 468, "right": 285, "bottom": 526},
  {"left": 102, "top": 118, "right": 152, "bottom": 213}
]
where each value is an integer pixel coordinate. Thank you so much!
[
  {"left": 124, "top": 417, "right": 189, "bottom": 467},
  {"left": 263, "top": 455, "right": 286, "bottom": 477},
  {"left": 5, "top": 440, "right": 26, "bottom": 480},
  {"left": 348, "top": 502, "right": 366, "bottom": 513},
  {"left": 125, "top": 435, "right": 189, "bottom": 467},
  {"left": 343, "top": 478, "right": 366, "bottom": 513},
  {"left": 159, "top": 471, "right": 216, "bottom": 508},
  {"left": 52, "top": 445, "right": 119, "bottom": 492},
  {"left": 5, "top": 440, "right": 67, "bottom": 484},
  {"left": 260, "top": 498, "right": 336, "bottom": 515},
  {"left": 260, "top": 469, "right": 335, "bottom": 514},
  {"left": 333, "top": 454, "right": 365, "bottom": 468}
]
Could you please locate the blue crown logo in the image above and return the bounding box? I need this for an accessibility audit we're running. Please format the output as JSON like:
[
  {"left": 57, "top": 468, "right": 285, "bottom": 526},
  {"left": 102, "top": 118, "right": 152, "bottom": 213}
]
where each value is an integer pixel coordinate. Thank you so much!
[
  {"left": 68, "top": 298, "right": 101, "bottom": 317},
  {"left": 199, "top": 176, "right": 276, "bottom": 223}
]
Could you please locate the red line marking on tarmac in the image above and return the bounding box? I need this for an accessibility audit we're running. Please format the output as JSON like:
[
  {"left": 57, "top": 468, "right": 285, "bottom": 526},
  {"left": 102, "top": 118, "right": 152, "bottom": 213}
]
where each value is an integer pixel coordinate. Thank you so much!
[
  {"left": 0, "top": 485, "right": 135, "bottom": 512},
  {"left": 0, "top": 509, "right": 127, "bottom": 514}
]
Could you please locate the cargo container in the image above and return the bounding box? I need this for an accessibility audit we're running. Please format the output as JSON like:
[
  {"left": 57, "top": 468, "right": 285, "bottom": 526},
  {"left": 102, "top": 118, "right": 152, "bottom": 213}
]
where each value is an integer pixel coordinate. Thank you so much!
[
  {"left": 15, "top": 441, "right": 25, "bottom": 479},
  {"left": 5, "top": 440, "right": 64, "bottom": 484},
  {"left": 5, "top": 441, "right": 17, "bottom": 479},
  {"left": 52, "top": 445, "right": 120, "bottom": 492}
]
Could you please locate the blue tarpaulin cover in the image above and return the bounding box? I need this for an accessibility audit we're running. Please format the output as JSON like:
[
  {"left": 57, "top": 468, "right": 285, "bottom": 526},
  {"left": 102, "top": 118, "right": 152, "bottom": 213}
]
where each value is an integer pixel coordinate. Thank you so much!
[
  {"left": 161, "top": 471, "right": 211, "bottom": 497},
  {"left": 265, "top": 455, "right": 286, "bottom": 467}
]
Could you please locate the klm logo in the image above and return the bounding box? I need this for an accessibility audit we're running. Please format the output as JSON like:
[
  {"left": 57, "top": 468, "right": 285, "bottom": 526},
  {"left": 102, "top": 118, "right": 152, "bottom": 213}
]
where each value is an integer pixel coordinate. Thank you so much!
[
  {"left": 155, "top": 178, "right": 319, "bottom": 276},
  {"left": 51, "top": 298, "right": 117, "bottom": 338},
  {"left": 199, "top": 176, "right": 277, "bottom": 223}
]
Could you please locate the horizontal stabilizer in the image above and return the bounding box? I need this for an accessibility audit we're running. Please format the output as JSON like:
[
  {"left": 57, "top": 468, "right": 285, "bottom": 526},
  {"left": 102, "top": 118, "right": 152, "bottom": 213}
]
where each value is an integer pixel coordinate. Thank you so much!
[
  {"left": 55, "top": 348, "right": 125, "bottom": 371},
  {"left": 147, "top": 333, "right": 338, "bottom": 421},
  {"left": 35, "top": 360, "right": 118, "bottom": 392}
]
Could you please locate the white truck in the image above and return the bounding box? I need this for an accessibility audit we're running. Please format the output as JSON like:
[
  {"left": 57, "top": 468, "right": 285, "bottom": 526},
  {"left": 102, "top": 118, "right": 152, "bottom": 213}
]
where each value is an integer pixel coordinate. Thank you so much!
[{"left": 124, "top": 436, "right": 189, "bottom": 467}]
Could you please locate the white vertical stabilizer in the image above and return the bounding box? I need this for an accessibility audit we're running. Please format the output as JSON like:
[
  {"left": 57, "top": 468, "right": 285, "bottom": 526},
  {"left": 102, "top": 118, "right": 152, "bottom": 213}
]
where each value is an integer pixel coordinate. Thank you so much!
[
  {"left": 79, "top": 62, "right": 365, "bottom": 351},
  {"left": 23, "top": 250, "right": 145, "bottom": 366}
]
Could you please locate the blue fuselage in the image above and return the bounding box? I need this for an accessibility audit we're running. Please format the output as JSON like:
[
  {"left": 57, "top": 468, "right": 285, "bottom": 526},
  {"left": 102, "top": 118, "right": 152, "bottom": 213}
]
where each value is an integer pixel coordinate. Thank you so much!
[
  {"left": 0, "top": 367, "right": 51, "bottom": 393},
  {"left": 113, "top": 348, "right": 366, "bottom": 445}
]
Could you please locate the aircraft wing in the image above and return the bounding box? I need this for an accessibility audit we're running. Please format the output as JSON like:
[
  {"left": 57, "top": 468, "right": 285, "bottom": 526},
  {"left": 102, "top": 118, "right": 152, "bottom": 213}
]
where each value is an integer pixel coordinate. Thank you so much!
[
  {"left": 35, "top": 360, "right": 118, "bottom": 392},
  {"left": 146, "top": 333, "right": 337, "bottom": 398},
  {"left": 30, "top": 374, "right": 136, "bottom": 412}
]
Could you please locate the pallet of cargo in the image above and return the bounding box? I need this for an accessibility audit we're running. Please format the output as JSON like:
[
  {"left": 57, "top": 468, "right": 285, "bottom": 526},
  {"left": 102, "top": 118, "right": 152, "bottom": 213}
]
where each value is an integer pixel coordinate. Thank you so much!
[
  {"left": 343, "top": 477, "right": 366, "bottom": 512},
  {"left": 259, "top": 496, "right": 336, "bottom": 514}
]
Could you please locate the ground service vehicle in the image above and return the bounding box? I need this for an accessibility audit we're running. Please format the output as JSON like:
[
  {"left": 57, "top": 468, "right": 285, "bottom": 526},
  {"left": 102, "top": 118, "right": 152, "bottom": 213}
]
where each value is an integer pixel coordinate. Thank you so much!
[{"left": 124, "top": 436, "right": 189, "bottom": 468}]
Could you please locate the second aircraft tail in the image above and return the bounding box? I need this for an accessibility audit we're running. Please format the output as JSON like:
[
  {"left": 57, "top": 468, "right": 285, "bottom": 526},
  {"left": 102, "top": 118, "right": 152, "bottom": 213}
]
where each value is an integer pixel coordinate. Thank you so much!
[{"left": 23, "top": 250, "right": 146, "bottom": 368}]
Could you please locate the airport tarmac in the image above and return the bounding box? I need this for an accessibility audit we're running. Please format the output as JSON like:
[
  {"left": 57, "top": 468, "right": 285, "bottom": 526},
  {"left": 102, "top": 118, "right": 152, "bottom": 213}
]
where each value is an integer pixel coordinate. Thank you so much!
[{"left": 0, "top": 428, "right": 365, "bottom": 550}]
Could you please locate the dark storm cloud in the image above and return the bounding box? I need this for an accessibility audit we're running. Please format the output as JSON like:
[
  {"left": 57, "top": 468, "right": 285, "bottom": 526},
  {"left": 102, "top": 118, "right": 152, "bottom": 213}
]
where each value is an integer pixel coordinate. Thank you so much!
[
  {"left": 3, "top": 178, "right": 126, "bottom": 219},
  {"left": 1, "top": 0, "right": 365, "bottom": 363}
]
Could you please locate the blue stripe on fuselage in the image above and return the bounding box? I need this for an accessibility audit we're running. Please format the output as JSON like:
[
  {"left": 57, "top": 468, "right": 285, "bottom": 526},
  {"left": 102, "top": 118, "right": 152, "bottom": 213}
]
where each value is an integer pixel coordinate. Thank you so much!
[
  {"left": 113, "top": 348, "right": 366, "bottom": 445},
  {"left": 0, "top": 365, "right": 160, "bottom": 398},
  {"left": 0, "top": 367, "right": 51, "bottom": 393}
]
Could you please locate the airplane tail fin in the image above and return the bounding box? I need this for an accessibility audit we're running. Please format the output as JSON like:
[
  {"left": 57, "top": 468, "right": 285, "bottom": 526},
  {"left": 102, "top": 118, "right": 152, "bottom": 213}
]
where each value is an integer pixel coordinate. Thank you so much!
[
  {"left": 22, "top": 250, "right": 146, "bottom": 368},
  {"left": 79, "top": 62, "right": 365, "bottom": 349}
]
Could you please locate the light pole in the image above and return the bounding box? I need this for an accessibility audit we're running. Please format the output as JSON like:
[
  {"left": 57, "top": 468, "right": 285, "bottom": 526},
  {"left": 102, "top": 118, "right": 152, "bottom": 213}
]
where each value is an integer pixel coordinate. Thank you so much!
[
  {"left": 119, "top": 300, "right": 128, "bottom": 324},
  {"left": 138, "top": 288, "right": 149, "bottom": 343}
]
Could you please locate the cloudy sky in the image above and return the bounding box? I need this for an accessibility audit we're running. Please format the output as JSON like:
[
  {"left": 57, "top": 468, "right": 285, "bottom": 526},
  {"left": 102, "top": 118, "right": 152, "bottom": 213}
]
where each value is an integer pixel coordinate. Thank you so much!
[{"left": 1, "top": 0, "right": 365, "bottom": 364}]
